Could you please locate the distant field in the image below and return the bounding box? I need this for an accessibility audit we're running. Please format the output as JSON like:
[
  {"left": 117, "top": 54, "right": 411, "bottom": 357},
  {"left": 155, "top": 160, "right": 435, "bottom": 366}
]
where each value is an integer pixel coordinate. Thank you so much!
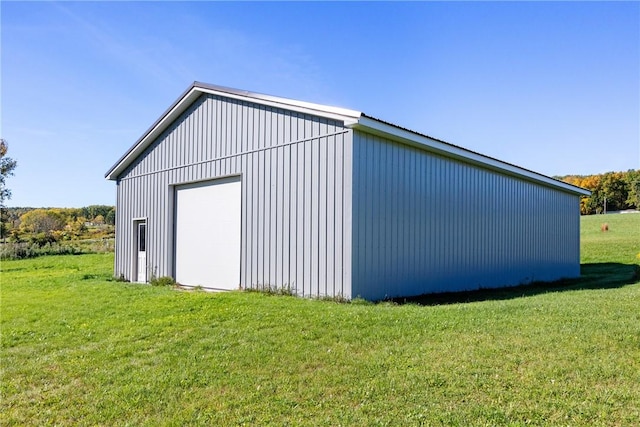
[
  {"left": 580, "top": 212, "right": 640, "bottom": 264},
  {"left": 1, "top": 215, "right": 639, "bottom": 426}
]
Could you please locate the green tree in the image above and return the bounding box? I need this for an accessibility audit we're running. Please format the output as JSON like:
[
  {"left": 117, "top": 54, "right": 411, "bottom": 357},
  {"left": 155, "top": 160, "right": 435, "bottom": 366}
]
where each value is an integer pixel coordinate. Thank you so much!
[
  {"left": 82, "top": 205, "right": 113, "bottom": 221},
  {"left": 105, "top": 207, "right": 116, "bottom": 225},
  {"left": 625, "top": 169, "right": 640, "bottom": 209},
  {"left": 600, "top": 172, "right": 629, "bottom": 212},
  {"left": 0, "top": 139, "right": 18, "bottom": 241}
]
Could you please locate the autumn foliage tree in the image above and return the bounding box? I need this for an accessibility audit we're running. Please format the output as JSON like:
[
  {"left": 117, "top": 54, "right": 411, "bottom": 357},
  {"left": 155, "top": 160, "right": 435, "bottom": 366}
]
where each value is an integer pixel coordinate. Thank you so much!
[
  {"left": 19, "top": 209, "right": 67, "bottom": 234},
  {"left": 558, "top": 170, "right": 639, "bottom": 215}
]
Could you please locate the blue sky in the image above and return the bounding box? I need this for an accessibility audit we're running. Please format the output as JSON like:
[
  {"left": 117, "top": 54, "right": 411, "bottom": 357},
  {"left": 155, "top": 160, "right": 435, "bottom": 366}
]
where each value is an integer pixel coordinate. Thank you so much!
[{"left": 2, "top": 1, "right": 639, "bottom": 208}]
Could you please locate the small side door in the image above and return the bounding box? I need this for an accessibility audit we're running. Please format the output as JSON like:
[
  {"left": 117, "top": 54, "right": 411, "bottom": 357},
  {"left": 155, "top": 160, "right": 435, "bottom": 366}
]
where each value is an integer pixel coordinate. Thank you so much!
[{"left": 136, "top": 221, "right": 147, "bottom": 282}]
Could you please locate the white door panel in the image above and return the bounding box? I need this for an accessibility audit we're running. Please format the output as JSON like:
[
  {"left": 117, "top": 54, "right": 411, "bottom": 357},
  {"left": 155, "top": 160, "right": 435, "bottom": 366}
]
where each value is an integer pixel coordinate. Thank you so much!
[
  {"left": 137, "top": 222, "right": 147, "bottom": 282},
  {"left": 175, "top": 178, "right": 241, "bottom": 290}
]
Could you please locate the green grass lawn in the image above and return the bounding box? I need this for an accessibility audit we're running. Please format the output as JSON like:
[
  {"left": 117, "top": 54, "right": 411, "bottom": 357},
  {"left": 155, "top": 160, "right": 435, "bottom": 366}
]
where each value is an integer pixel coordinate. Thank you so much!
[
  {"left": 2, "top": 215, "right": 639, "bottom": 426},
  {"left": 581, "top": 213, "right": 640, "bottom": 264}
]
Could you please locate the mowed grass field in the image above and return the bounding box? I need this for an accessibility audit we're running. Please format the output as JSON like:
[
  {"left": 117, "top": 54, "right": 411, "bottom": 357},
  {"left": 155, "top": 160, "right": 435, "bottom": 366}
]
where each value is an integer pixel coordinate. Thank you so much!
[{"left": 2, "top": 215, "right": 639, "bottom": 426}]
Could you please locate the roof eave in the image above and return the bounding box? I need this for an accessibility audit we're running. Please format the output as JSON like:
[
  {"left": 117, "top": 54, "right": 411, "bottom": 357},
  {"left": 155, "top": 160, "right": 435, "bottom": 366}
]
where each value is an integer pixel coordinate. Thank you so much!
[
  {"left": 105, "top": 83, "right": 202, "bottom": 180},
  {"left": 349, "top": 116, "right": 591, "bottom": 197}
]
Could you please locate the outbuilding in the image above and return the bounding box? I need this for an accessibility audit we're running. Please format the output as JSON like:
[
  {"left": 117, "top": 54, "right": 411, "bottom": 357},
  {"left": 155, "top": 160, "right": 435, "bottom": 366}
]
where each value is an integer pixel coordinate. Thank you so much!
[{"left": 106, "top": 82, "right": 589, "bottom": 300}]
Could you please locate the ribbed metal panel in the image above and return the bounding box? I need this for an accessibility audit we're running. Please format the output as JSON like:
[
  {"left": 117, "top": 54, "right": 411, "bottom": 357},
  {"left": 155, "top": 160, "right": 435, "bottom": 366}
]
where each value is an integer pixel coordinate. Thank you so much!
[
  {"left": 114, "top": 91, "right": 581, "bottom": 301},
  {"left": 351, "top": 131, "right": 580, "bottom": 300},
  {"left": 114, "top": 94, "right": 353, "bottom": 298}
]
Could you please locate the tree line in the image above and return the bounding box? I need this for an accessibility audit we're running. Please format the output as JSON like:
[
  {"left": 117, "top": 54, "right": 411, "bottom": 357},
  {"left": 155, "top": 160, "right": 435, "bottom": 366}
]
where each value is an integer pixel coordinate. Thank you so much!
[
  {"left": 556, "top": 170, "right": 640, "bottom": 215},
  {"left": 2, "top": 205, "right": 115, "bottom": 243}
]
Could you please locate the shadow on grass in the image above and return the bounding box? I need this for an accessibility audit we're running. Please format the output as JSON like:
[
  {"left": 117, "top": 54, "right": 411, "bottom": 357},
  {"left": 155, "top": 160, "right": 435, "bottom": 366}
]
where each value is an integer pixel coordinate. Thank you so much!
[{"left": 393, "top": 263, "right": 639, "bottom": 306}]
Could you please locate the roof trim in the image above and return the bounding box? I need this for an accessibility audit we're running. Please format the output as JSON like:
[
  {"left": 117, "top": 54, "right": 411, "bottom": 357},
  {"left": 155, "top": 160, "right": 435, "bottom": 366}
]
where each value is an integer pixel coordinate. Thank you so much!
[
  {"left": 350, "top": 115, "right": 591, "bottom": 196},
  {"left": 194, "top": 82, "right": 362, "bottom": 122},
  {"left": 105, "top": 82, "right": 590, "bottom": 197},
  {"left": 105, "top": 82, "right": 361, "bottom": 180}
]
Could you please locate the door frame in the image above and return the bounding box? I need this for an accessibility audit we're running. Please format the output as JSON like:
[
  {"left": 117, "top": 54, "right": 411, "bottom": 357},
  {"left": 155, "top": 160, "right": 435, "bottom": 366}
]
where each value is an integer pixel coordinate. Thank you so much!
[
  {"left": 132, "top": 217, "right": 147, "bottom": 282},
  {"left": 172, "top": 175, "right": 242, "bottom": 289}
]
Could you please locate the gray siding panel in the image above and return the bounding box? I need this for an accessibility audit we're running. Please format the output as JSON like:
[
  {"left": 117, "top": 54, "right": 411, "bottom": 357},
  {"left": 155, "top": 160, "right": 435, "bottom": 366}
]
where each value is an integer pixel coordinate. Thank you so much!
[
  {"left": 115, "top": 94, "right": 353, "bottom": 298},
  {"left": 351, "top": 131, "right": 580, "bottom": 300},
  {"left": 114, "top": 91, "right": 580, "bottom": 301}
]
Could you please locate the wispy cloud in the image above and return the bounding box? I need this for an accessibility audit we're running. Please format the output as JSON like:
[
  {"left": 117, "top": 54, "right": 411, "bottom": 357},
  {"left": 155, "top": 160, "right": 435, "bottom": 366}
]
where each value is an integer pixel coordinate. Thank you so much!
[
  {"left": 51, "top": 2, "right": 193, "bottom": 86},
  {"left": 11, "top": 127, "right": 57, "bottom": 138},
  {"left": 48, "top": 2, "right": 335, "bottom": 102}
]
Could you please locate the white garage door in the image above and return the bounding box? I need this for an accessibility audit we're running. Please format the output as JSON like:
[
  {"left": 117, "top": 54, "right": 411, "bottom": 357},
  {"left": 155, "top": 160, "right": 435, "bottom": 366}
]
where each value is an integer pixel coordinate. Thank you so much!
[{"left": 174, "top": 178, "right": 241, "bottom": 290}]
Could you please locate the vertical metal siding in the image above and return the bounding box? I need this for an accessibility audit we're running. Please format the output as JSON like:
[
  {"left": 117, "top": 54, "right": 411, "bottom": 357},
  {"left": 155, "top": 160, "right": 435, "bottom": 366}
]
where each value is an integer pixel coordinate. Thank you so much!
[
  {"left": 115, "top": 94, "right": 353, "bottom": 298},
  {"left": 351, "top": 131, "right": 580, "bottom": 300}
]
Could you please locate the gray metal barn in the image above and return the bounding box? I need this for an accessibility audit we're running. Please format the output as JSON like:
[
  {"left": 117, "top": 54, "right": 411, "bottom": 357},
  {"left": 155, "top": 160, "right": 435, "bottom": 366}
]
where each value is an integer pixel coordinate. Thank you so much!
[{"left": 105, "top": 82, "right": 589, "bottom": 300}]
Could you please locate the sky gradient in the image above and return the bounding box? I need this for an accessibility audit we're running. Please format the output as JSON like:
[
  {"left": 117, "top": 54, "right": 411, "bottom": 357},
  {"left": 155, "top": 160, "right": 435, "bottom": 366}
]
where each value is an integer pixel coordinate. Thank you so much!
[{"left": 2, "top": 1, "right": 639, "bottom": 207}]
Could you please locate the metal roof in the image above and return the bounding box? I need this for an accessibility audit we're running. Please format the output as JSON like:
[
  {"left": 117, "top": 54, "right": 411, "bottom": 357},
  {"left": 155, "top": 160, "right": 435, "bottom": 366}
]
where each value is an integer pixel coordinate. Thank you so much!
[{"left": 105, "top": 82, "right": 590, "bottom": 196}]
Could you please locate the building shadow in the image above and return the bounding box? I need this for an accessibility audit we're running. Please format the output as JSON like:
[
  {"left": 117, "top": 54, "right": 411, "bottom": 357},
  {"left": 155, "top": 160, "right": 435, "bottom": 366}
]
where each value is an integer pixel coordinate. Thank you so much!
[{"left": 392, "top": 263, "right": 639, "bottom": 306}]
